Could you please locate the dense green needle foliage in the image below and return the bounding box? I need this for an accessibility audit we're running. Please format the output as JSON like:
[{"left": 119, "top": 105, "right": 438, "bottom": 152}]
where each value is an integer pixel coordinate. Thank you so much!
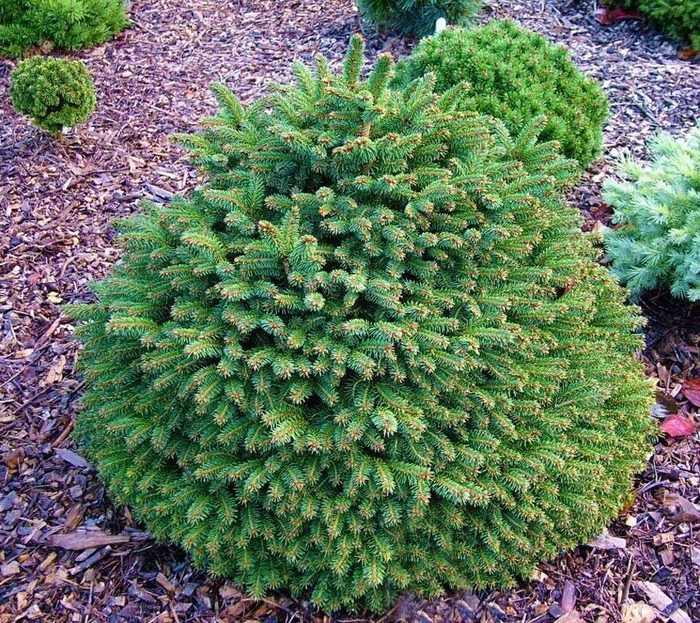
[
  {"left": 392, "top": 21, "right": 608, "bottom": 170},
  {"left": 604, "top": 124, "right": 700, "bottom": 301},
  {"left": 0, "top": 0, "right": 128, "bottom": 58},
  {"left": 10, "top": 56, "right": 96, "bottom": 134},
  {"left": 69, "top": 36, "right": 654, "bottom": 613},
  {"left": 603, "top": 0, "right": 700, "bottom": 51},
  {"left": 356, "top": 0, "right": 481, "bottom": 37}
]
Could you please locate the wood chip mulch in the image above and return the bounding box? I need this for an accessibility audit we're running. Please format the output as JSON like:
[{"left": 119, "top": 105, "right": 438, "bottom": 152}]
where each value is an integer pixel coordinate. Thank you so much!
[{"left": 1, "top": 0, "right": 699, "bottom": 621}]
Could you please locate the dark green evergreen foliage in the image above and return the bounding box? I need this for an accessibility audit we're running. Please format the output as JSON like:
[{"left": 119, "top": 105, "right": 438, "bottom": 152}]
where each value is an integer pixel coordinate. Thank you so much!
[
  {"left": 69, "top": 36, "right": 654, "bottom": 612},
  {"left": 0, "top": 0, "right": 26, "bottom": 24},
  {"left": 392, "top": 21, "right": 608, "bottom": 170},
  {"left": 603, "top": 0, "right": 700, "bottom": 50},
  {"left": 604, "top": 124, "right": 700, "bottom": 301},
  {"left": 0, "top": 0, "right": 128, "bottom": 58},
  {"left": 356, "top": 0, "right": 481, "bottom": 37},
  {"left": 10, "top": 56, "right": 96, "bottom": 134},
  {"left": 0, "top": 0, "right": 34, "bottom": 57}
]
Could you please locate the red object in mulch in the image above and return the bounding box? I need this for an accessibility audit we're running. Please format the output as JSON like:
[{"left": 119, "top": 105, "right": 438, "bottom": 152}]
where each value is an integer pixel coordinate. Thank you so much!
[
  {"left": 678, "top": 49, "right": 700, "bottom": 61},
  {"left": 659, "top": 414, "right": 698, "bottom": 438},
  {"left": 593, "top": 7, "right": 642, "bottom": 25},
  {"left": 682, "top": 377, "right": 700, "bottom": 407}
]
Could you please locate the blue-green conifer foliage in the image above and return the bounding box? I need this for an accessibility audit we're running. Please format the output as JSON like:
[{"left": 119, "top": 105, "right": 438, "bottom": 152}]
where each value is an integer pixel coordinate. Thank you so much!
[
  {"left": 604, "top": 124, "right": 700, "bottom": 301},
  {"left": 69, "top": 37, "right": 654, "bottom": 612}
]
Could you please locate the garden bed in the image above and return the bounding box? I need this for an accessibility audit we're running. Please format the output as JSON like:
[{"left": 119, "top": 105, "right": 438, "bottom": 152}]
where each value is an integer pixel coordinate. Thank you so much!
[{"left": 1, "top": 0, "right": 699, "bottom": 621}]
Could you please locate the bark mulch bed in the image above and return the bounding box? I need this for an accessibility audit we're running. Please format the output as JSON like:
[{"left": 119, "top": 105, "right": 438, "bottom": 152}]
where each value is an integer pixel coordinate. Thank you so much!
[{"left": 1, "top": 0, "right": 699, "bottom": 621}]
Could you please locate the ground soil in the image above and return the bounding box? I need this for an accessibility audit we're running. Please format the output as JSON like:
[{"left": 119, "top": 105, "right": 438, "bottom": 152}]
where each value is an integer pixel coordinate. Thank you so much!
[{"left": 1, "top": 1, "right": 699, "bottom": 621}]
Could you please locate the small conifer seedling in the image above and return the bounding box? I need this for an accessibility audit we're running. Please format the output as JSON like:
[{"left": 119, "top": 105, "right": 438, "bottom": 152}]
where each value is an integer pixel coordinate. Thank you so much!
[
  {"left": 69, "top": 36, "right": 654, "bottom": 613},
  {"left": 392, "top": 21, "right": 609, "bottom": 170},
  {"left": 10, "top": 56, "right": 96, "bottom": 134},
  {"left": 604, "top": 124, "right": 700, "bottom": 301}
]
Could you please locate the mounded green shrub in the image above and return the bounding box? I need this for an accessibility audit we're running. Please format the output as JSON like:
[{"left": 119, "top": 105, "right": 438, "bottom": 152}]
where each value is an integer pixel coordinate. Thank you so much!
[
  {"left": 0, "top": 0, "right": 128, "bottom": 58},
  {"left": 356, "top": 0, "right": 481, "bottom": 37},
  {"left": 69, "top": 37, "right": 654, "bottom": 613},
  {"left": 604, "top": 124, "right": 700, "bottom": 301},
  {"left": 10, "top": 56, "right": 97, "bottom": 134},
  {"left": 603, "top": 0, "right": 700, "bottom": 51},
  {"left": 392, "top": 21, "right": 609, "bottom": 170}
]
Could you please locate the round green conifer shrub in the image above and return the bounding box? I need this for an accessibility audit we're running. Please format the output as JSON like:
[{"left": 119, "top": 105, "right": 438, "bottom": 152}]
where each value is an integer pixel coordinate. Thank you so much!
[
  {"left": 604, "top": 124, "right": 700, "bottom": 301},
  {"left": 602, "top": 0, "right": 700, "bottom": 51},
  {"left": 356, "top": 0, "right": 481, "bottom": 37},
  {"left": 10, "top": 56, "right": 96, "bottom": 134},
  {"left": 68, "top": 36, "right": 654, "bottom": 613},
  {"left": 392, "top": 21, "right": 609, "bottom": 170},
  {"left": 0, "top": 0, "right": 128, "bottom": 58}
]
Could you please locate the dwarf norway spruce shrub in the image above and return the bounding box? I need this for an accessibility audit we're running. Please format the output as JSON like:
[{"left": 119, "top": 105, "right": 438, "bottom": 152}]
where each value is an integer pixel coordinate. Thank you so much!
[
  {"left": 604, "top": 124, "right": 700, "bottom": 301},
  {"left": 393, "top": 21, "right": 608, "bottom": 170},
  {"left": 69, "top": 37, "right": 653, "bottom": 612},
  {"left": 0, "top": 0, "right": 128, "bottom": 58},
  {"left": 356, "top": 0, "right": 481, "bottom": 37},
  {"left": 10, "top": 56, "right": 96, "bottom": 134}
]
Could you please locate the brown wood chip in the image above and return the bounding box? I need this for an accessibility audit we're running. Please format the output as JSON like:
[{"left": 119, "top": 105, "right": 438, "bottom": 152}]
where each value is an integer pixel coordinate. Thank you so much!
[
  {"left": 1, "top": 561, "right": 20, "bottom": 576},
  {"left": 659, "top": 491, "right": 700, "bottom": 524},
  {"left": 155, "top": 572, "right": 177, "bottom": 594},
  {"left": 53, "top": 448, "right": 90, "bottom": 468},
  {"left": 589, "top": 533, "right": 627, "bottom": 550},
  {"left": 633, "top": 582, "right": 693, "bottom": 623},
  {"left": 554, "top": 611, "right": 583, "bottom": 623},
  {"left": 561, "top": 580, "right": 577, "bottom": 613},
  {"left": 48, "top": 530, "right": 131, "bottom": 550},
  {"left": 653, "top": 532, "right": 676, "bottom": 545}
]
